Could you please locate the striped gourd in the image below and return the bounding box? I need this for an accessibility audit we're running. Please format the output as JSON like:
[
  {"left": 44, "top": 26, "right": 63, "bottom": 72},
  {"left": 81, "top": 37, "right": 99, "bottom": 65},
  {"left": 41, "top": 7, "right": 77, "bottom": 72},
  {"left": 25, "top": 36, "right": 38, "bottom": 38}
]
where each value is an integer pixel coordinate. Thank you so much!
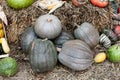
[{"left": 99, "top": 34, "right": 111, "bottom": 48}]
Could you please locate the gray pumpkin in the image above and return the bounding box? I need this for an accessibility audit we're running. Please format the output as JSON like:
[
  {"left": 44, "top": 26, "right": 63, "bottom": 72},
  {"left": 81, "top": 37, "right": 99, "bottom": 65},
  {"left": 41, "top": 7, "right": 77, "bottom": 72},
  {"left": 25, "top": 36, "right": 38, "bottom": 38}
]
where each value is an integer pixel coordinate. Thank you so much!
[
  {"left": 29, "top": 39, "right": 57, "bottom": 73},
  {"left": 34, "top": 14, "right": 62, "bottom": 39},
  {"left": 74, "top": 22, "right": 99, "bottom": 48},
  {"left": 20, "top": 27, "right": 37, "bottom": 53},
  {"left": 58, "top": 40, "right": 94, "bottom": 71},
  {"left": 54, "top": 31, "right": 74, "bottom": 48}
]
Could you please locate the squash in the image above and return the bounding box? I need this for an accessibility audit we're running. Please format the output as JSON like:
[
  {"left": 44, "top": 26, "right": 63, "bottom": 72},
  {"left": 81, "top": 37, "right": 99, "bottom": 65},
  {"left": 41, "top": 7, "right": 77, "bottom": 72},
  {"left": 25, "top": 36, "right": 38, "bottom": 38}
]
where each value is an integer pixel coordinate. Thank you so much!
[
  {"left": 34, "top": 14, "right": 62, "bottom": 39},
  {"left": 58, "top": 40, "right": 94, "bottom": 71},
  {"left": 54, "top": 31, "right": 74, "bottom": 48},
  {"left": 74, "top": 22, "right": 99, "bottom": 48},
  {"left": 99, "top": 33, "right": 111, "bottom": 48},
  {"left": 20, "top": 27, "right": 37, "bottom": 53},
  {"left": 94, "top": 52, "right": 106, "bottom": 63},
  {"left": 0, "top": 23, "right": 3, "bottom": 29},
  {"left": 114, "top": 25, "right": 120, "bottom": 38},
  {"left": 103, "top": 29, "right": 117, "bottom": 43},
  {"left": 0, "top": 29, "right": 4, "bottom": 38},
  {"left": 1, "top": 38, "right": 10, "bottom": 54},
  {"left": 29, "top": 39, "right": 57, "bottom": 73},
  {"left": 107, "top": 44, "right": 120, "bottom": 62},
  {"left": 0, "top": 57, "right": 18, "bottom": 77},
  {"left": 7, "top": 0, "right": 34, "bottom": 9}
]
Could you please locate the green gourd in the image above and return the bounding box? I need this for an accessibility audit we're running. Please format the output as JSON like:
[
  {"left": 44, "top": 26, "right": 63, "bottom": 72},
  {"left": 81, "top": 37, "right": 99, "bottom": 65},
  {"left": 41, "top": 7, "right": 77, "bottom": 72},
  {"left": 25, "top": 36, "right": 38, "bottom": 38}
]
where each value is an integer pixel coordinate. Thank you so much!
[
  {"left": 107, "top": 44, "right": 120, "bottom": 62},
  {"left": 0, "top": 57, "right": 18, "bottom": 77},
  {"left": 7, "top": 0, "right": 34, "bottom": 9}
]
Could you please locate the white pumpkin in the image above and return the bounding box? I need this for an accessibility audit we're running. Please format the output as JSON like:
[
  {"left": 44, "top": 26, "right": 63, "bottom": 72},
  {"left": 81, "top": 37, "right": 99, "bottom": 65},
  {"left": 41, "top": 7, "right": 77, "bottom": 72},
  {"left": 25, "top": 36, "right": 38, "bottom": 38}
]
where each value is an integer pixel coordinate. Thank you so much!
[{"left": 34, "top": 14, "right": 62, "bottom": 39}]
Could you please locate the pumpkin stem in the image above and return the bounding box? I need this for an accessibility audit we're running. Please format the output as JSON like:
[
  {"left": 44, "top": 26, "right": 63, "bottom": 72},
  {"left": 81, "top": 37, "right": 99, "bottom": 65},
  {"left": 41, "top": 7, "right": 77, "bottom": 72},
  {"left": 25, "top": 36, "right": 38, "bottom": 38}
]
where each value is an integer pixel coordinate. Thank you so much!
[
  {"left": 47, "top": 19, "right": 53, "bottom": 22},
  {"left": 56, "top": 47, "right": 62, "bottom": 52},
  {"left": 31, "top": 42, "right": 35, "bottom": 50},
  {"left": 42, "top": 38, "right": 48, "bottom": 41},
  {"left": 74, "top": 23, "right": 80, "bottom": 28}
]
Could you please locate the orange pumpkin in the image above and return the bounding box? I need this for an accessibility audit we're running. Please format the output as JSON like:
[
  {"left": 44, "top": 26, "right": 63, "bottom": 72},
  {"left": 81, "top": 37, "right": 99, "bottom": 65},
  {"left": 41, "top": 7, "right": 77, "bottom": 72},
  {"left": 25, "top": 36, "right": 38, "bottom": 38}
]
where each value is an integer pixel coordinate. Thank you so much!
[{"left": 90, "top": 0, "right": 108, "bottom": 8}]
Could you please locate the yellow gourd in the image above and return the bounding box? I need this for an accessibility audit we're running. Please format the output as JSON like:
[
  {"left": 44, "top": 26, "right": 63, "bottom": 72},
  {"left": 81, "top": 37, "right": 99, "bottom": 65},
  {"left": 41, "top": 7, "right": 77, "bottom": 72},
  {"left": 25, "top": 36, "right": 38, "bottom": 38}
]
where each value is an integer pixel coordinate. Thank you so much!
[
  {"left": 94, "top": 52, "right": 106, "bottom": 63},
  {"left": 0, "top": 38, "right": 2, "bottom": 43},
  {"left": 0, "top": 29, "right": 4, "bottom": 38},
  {"left": 1, "top": 38, "right": 10, "bottom": 54}
]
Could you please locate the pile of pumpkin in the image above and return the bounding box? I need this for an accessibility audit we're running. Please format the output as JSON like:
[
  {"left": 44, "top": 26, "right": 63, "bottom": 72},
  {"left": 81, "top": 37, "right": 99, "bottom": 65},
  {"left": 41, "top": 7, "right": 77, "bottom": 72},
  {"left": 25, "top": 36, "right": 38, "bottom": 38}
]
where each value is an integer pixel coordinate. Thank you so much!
[{"left": 20, "top": 14, "right": 120, "bottom": 73}]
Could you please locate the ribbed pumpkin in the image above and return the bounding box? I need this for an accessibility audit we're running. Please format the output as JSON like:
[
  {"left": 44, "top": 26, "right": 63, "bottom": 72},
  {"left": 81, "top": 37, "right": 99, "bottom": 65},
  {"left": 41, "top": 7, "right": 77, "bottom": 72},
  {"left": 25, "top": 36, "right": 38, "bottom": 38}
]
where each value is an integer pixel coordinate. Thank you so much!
[
  {"left": 74, "top": 22, "right": 99, "bottom": 48},
  {"left": 58, "top": 40, "right": 94, "bottom": 71},
  {"left": 34, "top": 14, "right": 62, "bottom": 39},
  {"left": 54, "top": 31, "right": 74, "bottom": 48},
  {"left": 20, "top": 27, "right": 37, "bottom": 53},
  {"left": 29, "top": 39, "right": 57, "bottom": 73}
]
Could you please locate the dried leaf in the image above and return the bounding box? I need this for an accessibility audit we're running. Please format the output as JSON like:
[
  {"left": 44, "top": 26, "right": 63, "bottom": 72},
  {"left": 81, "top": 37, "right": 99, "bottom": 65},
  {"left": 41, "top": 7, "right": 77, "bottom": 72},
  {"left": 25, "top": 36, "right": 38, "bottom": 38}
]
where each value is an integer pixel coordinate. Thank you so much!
[
  {"left": 36, "top": 0, "right": 65, "bottom": 13},
  {"left": 0, "top": 5, "right": 8, "bottom": 25},
  {"left": 48, "top": 1, "right": 65, "bottom": 14}
]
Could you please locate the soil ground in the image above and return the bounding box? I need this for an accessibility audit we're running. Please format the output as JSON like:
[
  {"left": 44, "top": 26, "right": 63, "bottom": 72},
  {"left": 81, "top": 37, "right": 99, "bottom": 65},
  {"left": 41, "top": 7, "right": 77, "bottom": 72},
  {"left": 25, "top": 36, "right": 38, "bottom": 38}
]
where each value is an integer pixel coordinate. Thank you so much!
[{"left": 1, "top": 0, "right": 120, "bottom": 80}]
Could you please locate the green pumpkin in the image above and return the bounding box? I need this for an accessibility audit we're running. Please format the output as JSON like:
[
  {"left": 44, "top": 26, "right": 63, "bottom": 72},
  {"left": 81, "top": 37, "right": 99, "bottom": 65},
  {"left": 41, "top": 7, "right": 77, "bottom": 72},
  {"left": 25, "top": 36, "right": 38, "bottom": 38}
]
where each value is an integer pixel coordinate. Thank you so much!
[
  {"left": 34, "top": 14, "right": 62, "bottom": 39},
  {"left": 54, "top": 31, "right": 74, "bottom": 48},
  {"left": 58, "top": 40, "right": 94, "bottom": 71},
  {"left": 29, "top": 39, "right": 57, "bottom": 73},
  {"left": 0, "top": 57, "right": 18, "bottom": 77},
  {"left": 74, "top": 22, "right": 99, "bottom": 48},
  {"left": 20, "top": 27, "right": 37, "bottom": 53}
]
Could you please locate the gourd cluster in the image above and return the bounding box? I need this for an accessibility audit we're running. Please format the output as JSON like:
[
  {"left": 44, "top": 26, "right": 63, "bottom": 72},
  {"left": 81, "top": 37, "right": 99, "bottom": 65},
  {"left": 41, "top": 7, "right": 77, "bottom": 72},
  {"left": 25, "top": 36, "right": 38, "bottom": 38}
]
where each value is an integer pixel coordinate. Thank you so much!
[
  {"left": 20, "top": 14, "right": 114, "bottom": 73},
  {"left": 0, "top": 21, "right": 4, "bottom": 54},
  {"left": 0, "top": 21, "right": 17, "bottom": 77},
  {"left": 0, "top": 21, "right": 10, "bottom": 54}
]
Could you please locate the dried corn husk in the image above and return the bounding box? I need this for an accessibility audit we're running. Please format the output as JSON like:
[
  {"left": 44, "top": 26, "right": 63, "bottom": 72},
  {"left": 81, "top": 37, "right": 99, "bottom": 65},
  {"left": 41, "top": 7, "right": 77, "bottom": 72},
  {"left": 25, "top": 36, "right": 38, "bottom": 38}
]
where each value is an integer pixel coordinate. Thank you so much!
[{"left": 36, "top": 0, "right": 65, "bottom": 13}]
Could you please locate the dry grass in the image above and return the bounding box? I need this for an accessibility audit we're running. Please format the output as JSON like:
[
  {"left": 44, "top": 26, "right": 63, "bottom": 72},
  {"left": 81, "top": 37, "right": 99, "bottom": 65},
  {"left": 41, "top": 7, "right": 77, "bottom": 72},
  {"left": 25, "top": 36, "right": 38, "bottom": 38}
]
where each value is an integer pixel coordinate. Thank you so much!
[
  {"left": 1, "top": 0, "right": 120, "bottom": 80},
  {"left": 2, "top": 0, "right": 116, "bottom": 43}
]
